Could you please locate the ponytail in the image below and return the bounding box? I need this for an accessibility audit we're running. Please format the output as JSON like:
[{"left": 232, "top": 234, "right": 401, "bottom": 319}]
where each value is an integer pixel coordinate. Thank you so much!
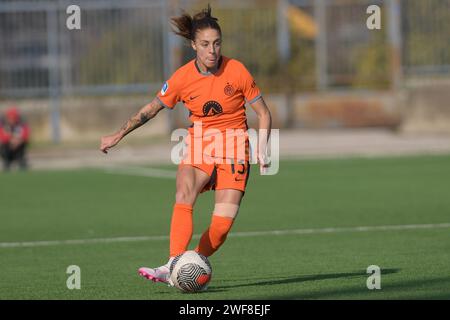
[{"left": 170, "top": 4, "right": 221, "bottom": 41}]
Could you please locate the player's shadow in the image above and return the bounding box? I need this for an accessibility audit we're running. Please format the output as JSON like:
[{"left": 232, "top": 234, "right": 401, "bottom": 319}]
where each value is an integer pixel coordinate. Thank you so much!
[
  {"left": 266, "top": 274, "right": 450, "bottom": 299},
  {"left": 209, "top": 268, "right": 400, "bottom": 291}
]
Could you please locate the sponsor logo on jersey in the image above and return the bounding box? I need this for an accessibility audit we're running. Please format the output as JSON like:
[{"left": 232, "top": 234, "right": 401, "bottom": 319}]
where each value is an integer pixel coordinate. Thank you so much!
[
  {"left": 202, "top": 100, "right": 223, "bottom": 116},
  {"left": 161, "top": 82, "right": 169, "bottom": 96}
]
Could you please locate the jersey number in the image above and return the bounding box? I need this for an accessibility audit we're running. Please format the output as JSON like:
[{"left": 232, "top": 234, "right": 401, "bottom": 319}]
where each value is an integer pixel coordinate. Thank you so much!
[{"left": 231, "top": 163, "right": 246, "bottom": 174}]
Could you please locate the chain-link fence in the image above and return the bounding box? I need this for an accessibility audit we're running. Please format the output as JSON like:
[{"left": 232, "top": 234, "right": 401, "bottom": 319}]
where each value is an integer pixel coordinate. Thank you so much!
[
  {"left": 0, "top": 0, "right": 170, "bottom": 98},
  {"left": 0, "top": 0, "right": 449, "bottom": 98},
  {"left": 401, "top": 0, "right": 450, "bottom": 78}
]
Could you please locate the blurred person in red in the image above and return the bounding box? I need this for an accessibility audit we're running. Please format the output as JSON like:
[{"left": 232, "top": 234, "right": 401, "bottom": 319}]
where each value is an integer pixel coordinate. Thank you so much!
[{"left": 0, "top": 107, "right": 30, "bottom": 171}]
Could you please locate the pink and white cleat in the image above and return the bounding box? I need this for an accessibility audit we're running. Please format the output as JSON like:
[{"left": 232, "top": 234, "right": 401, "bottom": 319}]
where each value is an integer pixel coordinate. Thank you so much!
[{"left": 138, "top": 266, "right": 173, "bottom": 286}]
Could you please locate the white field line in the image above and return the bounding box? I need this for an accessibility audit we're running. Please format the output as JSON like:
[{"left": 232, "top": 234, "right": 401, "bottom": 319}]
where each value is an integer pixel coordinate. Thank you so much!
[
  {"left": 1, "top": 223, "right": 450, "bottom": 249},
  {"left": 103, "top": 166, "right": 176, "bottom": 179}
]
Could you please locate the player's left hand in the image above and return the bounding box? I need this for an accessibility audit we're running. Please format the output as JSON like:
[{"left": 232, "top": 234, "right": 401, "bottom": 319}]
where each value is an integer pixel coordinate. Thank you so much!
[{"left": 258, "top": 153, "right": 270, "bottom": 174}]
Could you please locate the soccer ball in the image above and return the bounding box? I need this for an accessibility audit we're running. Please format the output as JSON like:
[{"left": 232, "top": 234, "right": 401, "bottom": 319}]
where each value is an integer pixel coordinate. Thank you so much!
[{"left": 169, "top": 250, "right": 212, "bottom": 293}]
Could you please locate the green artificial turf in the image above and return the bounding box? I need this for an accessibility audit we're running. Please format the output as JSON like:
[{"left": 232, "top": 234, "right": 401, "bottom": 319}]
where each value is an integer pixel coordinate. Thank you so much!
[{"left": 1, "top": 155, "right": 450, "bottom": 299}]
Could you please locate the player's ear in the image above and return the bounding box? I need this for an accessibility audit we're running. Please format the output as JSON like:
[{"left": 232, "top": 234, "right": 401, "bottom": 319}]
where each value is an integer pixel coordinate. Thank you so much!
[{"left": 191, "top": 40, "right": 197, "bottom": 51}]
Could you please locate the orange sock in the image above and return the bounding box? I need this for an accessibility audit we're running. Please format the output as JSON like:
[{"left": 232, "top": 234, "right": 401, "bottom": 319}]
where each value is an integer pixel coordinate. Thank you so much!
[
  {"left": 195, "top": 215, "right": 234, "bottom": 257},
  {"left": 169, "top": 203, "right": 193, "bottom": 257}
]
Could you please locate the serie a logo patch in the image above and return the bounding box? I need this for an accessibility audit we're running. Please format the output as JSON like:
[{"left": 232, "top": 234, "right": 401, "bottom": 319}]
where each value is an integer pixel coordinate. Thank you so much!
[{"left": 161, "top": 82, "right": 169, "bottom": 96}]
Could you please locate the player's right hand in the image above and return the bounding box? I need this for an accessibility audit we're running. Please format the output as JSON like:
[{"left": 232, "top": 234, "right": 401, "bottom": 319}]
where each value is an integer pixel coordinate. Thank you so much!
[{"left": 100, "top": 133, "right": 121, "bottom": 154}]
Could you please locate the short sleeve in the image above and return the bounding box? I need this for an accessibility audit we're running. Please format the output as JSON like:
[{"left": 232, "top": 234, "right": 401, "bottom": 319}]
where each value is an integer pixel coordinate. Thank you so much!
[
  {"left": 156, "top": 73, "right": 181, "bottom": 109},
  {"left": 239, "top": 63, "right": 262, "bottom": 104}
]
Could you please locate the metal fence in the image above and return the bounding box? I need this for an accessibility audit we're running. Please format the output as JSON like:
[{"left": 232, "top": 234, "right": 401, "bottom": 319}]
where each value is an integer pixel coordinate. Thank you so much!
[
  {"left": 0, "top": 0, "right": 449, "bottom": 99},
  {"left": 0, "top": 0, "right": 170, "bottom": 98},
  {"left": 401, "top": 0, "right": 450, "bottom": 77}
]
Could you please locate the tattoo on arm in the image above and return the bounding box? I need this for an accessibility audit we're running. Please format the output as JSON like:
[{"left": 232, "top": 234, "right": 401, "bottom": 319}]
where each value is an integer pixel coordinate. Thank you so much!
[
  {"left": 119, "top": 109, "right": 153, "bottom": 137},
  {"left": 140, "top": 112, "right": 151, "bottom": 125}
]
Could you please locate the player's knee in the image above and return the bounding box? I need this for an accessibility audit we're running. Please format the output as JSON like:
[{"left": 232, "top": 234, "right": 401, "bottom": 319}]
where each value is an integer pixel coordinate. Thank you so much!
[{"left": 175, "top": 188, "right": 196, "bottom": 205}]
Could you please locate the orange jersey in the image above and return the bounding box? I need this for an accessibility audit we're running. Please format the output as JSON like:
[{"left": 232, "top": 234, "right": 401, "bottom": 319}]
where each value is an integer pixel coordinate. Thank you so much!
[
  {"left": 157, "top": 56, "right": 261, "bottom": 131},
  {"left": 156, "top": 56, "right": 261, "bottom": 161}
]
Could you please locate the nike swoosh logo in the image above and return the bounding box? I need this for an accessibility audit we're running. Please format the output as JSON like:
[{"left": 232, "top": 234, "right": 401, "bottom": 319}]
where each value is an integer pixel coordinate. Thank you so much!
[{"left": 190, "top": 95, "right": 200, "bottom": 100}]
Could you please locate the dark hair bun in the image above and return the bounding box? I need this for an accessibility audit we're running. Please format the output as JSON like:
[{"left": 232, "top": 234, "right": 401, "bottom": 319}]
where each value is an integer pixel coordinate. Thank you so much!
[{"left": 171, "top": 4, "right": 221, "bottom": 41}]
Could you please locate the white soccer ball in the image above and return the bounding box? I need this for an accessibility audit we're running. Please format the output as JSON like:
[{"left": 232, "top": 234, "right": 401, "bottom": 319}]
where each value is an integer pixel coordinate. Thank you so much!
[{"left": 169, "top": 250, "right": 212, "bottom": 293}]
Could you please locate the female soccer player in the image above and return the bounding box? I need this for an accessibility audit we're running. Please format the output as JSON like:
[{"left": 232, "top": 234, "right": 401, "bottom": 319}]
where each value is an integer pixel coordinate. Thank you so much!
[{"left": 100, "top": 5, "right": 272, "bottom": 285}]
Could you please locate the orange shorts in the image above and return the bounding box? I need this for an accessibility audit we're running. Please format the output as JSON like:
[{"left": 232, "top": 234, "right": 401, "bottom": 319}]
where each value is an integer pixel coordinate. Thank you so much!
[{"left": 179, "top": 158, "right": 251, "bottom": 193}]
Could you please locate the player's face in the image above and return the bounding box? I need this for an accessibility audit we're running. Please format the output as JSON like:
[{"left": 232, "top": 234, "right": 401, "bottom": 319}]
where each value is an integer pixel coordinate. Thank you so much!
[{"left": 191, "top": 28, "right": 222, "bottom": 71}]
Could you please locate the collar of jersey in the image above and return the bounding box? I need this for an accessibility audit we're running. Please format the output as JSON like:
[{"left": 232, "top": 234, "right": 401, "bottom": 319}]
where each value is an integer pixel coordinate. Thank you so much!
[{"left": 195, "top": 56, "right": 223, "bottom": 76}]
